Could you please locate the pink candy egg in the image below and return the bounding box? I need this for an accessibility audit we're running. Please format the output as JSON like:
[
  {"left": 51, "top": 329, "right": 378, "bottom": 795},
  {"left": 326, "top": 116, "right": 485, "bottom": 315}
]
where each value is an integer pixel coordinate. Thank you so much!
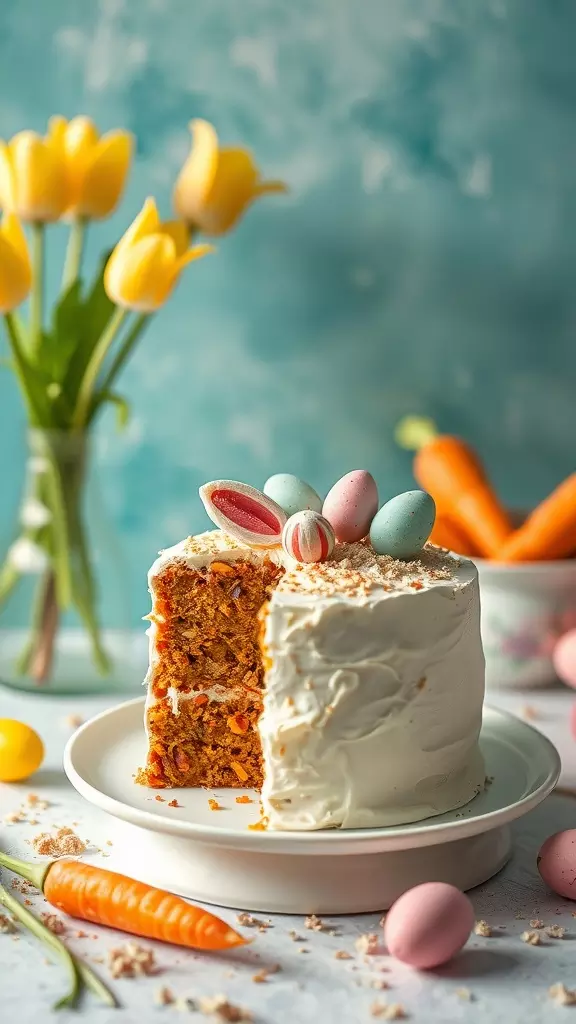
[
  {"left": 322, "top": 470, "right": 378, "bottom": 543},
  {"left": 384, "top": 882, "right": 474, "bottom": 969},
  {"left": 538, "top": 830, "right": 576, "bottom": 899},
  {"left": 553, "top": 629, "right": 576, "bottom": 689},
  {"left": 282, "top": 510, "right": 335, "bottom": 563}
]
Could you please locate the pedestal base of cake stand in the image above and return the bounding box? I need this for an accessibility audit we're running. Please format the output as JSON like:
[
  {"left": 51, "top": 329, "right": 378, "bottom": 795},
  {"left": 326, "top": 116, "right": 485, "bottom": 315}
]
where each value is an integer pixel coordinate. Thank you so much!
[
  {"left": 104, "top": 816, "right": 513, "bottom": 914},
  {"left": 64, "top": 698, "right": 560, "bottom": 915}
]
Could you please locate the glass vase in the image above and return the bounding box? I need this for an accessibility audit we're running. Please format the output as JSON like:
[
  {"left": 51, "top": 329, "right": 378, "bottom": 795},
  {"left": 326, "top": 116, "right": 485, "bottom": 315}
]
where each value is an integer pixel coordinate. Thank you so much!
[{"left": 0, "top": 429, "right": 145, "bottom": 693}]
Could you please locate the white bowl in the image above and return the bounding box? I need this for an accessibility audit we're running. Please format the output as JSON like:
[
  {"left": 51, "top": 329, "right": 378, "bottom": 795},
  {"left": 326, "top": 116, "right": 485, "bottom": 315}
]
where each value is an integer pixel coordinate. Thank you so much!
[{"left": 475, "top": 558, "right": 576, "bottom": 689}]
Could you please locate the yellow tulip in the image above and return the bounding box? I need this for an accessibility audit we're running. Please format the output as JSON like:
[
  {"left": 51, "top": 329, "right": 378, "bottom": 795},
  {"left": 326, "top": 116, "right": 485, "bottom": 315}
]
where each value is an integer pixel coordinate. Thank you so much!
[
  {"left": 0, "top": 213, "right": 32, "bottom": 312},
  {"left": 104, "top": 197, "right": 213, "bottom": 312},
  {"left": 49, "top": 115, "right": 133, "bottom": 220},
  {"left": 0, "top": 129, "right": 67, "bottom": 222},
  {"left": 173, "top": 119, "right": 286, "bottom": 236}
]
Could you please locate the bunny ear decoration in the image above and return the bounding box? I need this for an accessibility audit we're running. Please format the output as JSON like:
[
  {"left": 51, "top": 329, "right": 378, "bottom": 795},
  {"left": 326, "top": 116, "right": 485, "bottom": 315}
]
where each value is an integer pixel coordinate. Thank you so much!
[{"left": 199, "top": 480, "right": 287, "bottom": 548}]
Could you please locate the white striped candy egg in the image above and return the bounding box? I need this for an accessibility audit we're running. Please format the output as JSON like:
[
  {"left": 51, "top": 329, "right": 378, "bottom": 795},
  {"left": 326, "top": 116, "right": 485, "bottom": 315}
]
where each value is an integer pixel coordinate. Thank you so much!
[{"left": 282, "top": 510, "right": 335, "bottom": 563}]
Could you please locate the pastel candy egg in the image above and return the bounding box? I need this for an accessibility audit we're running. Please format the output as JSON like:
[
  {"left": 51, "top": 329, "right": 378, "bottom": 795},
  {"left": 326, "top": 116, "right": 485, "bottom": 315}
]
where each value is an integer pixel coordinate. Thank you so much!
[
  {"left": 322, "top": 470, "right": 378, "bottom": 543},
  {"left": 553, "top": 629, "right": 576, "bottom": 689},
  {"left": 384, "top": 882, "right": 474, "bottom": 969},
  {"left": 282, "top": 510, "right": 335, "bottom": 563},
  {"left": 370, "top": 490, "right": 436, "bottom": 559},
  {"left": 538, "top": 830, "right": 576, "bottom": 899},
  {"left": 263, "top": 473, "right": 322, "bottom": 517}
]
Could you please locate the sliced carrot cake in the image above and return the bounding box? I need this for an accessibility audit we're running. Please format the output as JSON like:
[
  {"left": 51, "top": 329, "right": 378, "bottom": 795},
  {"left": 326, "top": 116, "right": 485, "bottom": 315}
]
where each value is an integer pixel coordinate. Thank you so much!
[{"left": 137, "top": 476, "right": 485, "bottom": 831}]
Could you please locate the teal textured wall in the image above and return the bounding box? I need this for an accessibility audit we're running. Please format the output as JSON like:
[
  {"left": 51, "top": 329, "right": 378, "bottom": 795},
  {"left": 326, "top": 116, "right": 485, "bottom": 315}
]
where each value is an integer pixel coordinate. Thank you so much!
[{"left": 1, "top": 0, "right": 575, "bottom": 624}]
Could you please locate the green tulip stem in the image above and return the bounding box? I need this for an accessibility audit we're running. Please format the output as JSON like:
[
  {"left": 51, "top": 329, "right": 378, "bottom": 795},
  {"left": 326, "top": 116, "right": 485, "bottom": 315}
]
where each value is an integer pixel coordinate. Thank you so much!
[
  {"left": 30, "top": 222, "right": 45, "bottom": 357},
  {"left": 0, "top": 883, "right": 80, "bottom": 1010},
  {"left": 95, "top": 312, "right": 150, "bottom": 411},
  {"left": 62, "top": 217, "right": 86, "bottom": 292},
  {"left": 72, "top": 306, "right": 128, "bottom": 429},
  {"left": 0, "top": 880, "right": 118, "bottom": 1009}
]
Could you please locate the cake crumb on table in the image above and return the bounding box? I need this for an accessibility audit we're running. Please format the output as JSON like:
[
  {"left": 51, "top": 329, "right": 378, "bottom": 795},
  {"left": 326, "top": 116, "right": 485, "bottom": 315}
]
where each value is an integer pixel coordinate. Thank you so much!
[
  {"left": 549, "top": 983, "right": 576, "bottom": 1006},
  {"left": 521, "top": 931, "right": 541, "bottom": 946},
  {"left": 174, "top": 996, "right": 198, "bottom": 1012},
  {"left": 197, "top": 994, "right": 253, "bottom": 1021},
  {"left": 369, "top": 978, "right": 390, "bottom": 991},
  {"left": 288, "top": 930, "right": 305, "bottom": 942},
  {"left": 3, "top": 810, "right": 26, "bottom": 824},
  {"left": 474, "top": 920, "right": 492, "bottom": 937},
  {"left": 335, "top": 950, "right": 353, "bottom": 960},
  {"left": 40, "top": 913, "right": 66, "bottom": 935},
  {"left": 236, "top": 912, "right": 271, "bottom": 929},
  {"left": 168, "top": 799, "right": 181, "bottom": 808},
  {"left": 545, "top": 925, "right": 566, "bottom": 939},
  {"left": 235, "top": 796, "right": 253, "bottom": 804},
  {"left": 32, "top": 827, "right": 86, "bottom": 857},
  {"left": 0, "top": 914, "right": 16, "bottom": 933},
  {"left": 304, "top": 914, "right": 338, "bottom": 935},
  {"left": 529, "top": 919, "right": 544, "bottom": 928},
  {"left": 251, "top": 963, "right": 280, "bottom": 983},
  {"left": 154, "top": 986, "right": 175, "bottom": 1005},
  {"left": 521, "top": 705, "right": 538, "bottom": 721},
  {"left": 355, "top": 933, "right": 380, "bottom": 955},
  {"left": 208, "top": 799, "right": 223, "bottom": 811},
  {"left": 455, "top": 988, "right": 473, "bottom": 1001},
  {"left": 25, "top": 793, "right": 49, "bottom": 811},
  {"left": 107, "top": 942, "right": 157, "bottom": 978},
  {"left": 63, "top": 713, "right": 84, "bottom": 729},
  {"left": 370, "top": 1001, "right": 408, "bottom": 1019}
]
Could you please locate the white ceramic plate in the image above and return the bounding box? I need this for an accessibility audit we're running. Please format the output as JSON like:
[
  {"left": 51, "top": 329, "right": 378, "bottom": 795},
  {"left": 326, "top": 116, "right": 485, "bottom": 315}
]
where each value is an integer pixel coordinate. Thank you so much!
[
  {"left": 62, "top": 698, "right": 560, "bottom": 914},
  {"left": 64, "top": 697, "right": 559, "bottom": 853}
]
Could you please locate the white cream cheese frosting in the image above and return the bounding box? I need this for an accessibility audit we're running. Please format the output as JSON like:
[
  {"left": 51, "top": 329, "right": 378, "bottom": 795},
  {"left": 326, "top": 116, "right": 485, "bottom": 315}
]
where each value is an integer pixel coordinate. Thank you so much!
[
  {"left": 260, "top": 555, "right": 485, "bottom": 830},
  {"left": 144, "top": 531, "right": 485, "bottom": 831}
]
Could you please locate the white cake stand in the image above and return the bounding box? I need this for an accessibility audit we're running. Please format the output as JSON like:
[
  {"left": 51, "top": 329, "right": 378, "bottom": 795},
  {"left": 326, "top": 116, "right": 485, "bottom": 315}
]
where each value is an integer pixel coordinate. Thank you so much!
[{"left": 64, "top": 698, "right": 560, "bottom": 914}]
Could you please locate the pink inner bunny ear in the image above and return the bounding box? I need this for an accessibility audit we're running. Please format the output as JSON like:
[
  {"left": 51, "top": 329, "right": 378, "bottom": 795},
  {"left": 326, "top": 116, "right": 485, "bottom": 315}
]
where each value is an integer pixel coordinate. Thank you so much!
[{"left": 200, "top": 480, "right": 287, "bottom": 547}]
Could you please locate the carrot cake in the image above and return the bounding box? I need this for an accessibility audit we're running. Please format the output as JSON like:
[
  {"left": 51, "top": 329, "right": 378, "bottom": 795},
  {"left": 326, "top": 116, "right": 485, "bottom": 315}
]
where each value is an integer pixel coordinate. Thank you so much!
[{"left": 137, "top": 479, "right": 486, "bottom": 831}]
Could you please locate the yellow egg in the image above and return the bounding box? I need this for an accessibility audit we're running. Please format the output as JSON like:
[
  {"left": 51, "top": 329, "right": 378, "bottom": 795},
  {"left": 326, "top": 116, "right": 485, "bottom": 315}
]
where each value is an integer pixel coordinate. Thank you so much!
[{"left": 0, "top": 719, "right": 44, "bottom": 782}]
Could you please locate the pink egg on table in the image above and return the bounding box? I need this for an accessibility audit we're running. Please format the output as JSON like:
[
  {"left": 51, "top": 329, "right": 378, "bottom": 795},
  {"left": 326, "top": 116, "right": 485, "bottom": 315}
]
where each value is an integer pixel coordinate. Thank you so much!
[
  {"left": 384, "top": 882, "right": 474, "bottom": 969},
  {"left": 553, "top": 629, "right": 576, "bottom": 689},
  {"left": 538, "top": 830, "right": 576, "bottom": 899},
  {"left": 322, "top": 470, "right": 378, "bottom": 543}
]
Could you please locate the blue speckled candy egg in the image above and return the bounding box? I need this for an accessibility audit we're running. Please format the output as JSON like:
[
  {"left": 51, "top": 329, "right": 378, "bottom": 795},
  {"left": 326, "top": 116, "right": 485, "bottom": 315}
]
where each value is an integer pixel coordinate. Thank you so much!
[
  {"left": 263, "top": 474, "right": 322, "bottom": 517},
  {"left": 370, "top": 490, "right": 436, "bottom": 559}
]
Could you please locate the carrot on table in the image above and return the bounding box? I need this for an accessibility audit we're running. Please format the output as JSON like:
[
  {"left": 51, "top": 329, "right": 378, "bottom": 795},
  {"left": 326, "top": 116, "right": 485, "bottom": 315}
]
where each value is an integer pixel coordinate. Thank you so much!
[
  {"left": 0, "top": 852, "right": 245, "bottom": 952},
  {"left": 396, "top": 417, "right": 512, "bottom": 559},
  {"left": 430, "top": 514, "right": 480, "bottom": 557},
  {"left": 498, "top": 473, "right": 576, "bottom": 562}
]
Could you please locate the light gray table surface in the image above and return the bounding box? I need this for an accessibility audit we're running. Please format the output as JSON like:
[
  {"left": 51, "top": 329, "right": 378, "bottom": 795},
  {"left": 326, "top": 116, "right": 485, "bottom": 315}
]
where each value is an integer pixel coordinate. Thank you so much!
[{"left": 1, "top": 684, "right": 576, "bottom": 1024}]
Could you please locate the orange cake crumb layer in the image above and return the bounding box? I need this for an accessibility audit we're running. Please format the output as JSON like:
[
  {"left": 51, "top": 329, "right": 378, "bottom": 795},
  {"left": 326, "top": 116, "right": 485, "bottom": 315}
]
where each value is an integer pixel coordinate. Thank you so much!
[{"left": 137, "top": 556, "right": 283, "bottom": 789}]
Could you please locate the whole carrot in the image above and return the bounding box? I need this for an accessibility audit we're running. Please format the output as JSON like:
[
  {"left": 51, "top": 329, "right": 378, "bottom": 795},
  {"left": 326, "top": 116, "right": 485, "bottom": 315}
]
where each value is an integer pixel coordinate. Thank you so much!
[
  {"left": 0, "top": 852, "right": 245, "bottom": 952},
  {"left": 396, "top": 417, "right": 512, "bottom": 558},
  {"left": 430, "top": 514, "right": 479, "bottom": 557},
  {"left": 498, "top": 473, "right": 576, "bottom": 562}
]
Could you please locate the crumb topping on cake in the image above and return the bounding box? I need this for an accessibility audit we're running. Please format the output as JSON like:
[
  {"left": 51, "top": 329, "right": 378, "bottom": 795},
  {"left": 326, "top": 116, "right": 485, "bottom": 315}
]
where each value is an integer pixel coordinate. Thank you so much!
[
  {"left": 181, "top": 532, "right": 245, "bottom": 557},
  {"left": 277, "top": 540, "right": 456, "bottom": 598}
]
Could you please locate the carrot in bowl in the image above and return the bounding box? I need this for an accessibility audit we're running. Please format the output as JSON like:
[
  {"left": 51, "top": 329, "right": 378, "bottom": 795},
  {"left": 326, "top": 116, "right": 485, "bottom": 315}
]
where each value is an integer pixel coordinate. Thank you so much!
[
  {"left": 430, "top": 513, "right": 479, "bottom": 557},
  {"left": 498, "top": 473, "right": 576, "bottom": 562},
  {"left": 395, "top": 416, "right": 512, "bottom": 559},
  {"left": 0, "top": 851, "right": 245, "bottom": 952}
]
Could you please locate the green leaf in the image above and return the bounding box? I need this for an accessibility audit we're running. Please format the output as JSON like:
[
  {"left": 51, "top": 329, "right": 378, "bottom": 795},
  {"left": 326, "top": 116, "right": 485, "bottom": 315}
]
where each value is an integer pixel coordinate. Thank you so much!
[
  {"left": 36, "top": 281, "right": 83, "bottom": 385},
  {"left": 95, "top": 390, "right": 131, "bottom": 430},
  {"left": 82, "top": 248, "right": 115, "bottom": 346},
  {"left": 62, "top": 249, "right": 115, "bottom": 402}
]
